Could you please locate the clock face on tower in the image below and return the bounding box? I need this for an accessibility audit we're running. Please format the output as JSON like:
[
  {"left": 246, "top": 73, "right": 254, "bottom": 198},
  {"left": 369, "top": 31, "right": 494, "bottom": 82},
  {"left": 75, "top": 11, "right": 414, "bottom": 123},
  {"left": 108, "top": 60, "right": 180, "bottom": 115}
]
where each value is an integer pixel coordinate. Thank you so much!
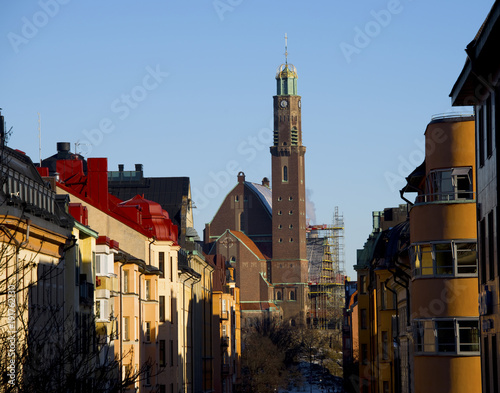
[{"left": 280, "top": 99, "right": 288, "bottom": 108}]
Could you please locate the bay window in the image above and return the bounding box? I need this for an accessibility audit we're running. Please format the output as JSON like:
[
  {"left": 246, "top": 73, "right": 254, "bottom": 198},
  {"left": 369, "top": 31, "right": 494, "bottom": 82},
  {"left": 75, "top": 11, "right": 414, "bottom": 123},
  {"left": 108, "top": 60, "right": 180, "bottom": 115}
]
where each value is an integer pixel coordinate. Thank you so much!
[{"left": 411, "top": 240, "right": 477, "bottom": 277}]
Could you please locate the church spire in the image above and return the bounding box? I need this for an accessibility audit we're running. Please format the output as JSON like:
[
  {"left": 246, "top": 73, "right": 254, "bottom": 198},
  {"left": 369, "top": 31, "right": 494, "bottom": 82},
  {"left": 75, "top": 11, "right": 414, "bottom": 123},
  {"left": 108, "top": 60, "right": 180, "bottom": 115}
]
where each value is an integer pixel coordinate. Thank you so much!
[
  {"left": 276, "top": 34, "right": 297, "bottom": 96},
  {"left": 285, "top": 33, "right": 288, "bottom": 65}
]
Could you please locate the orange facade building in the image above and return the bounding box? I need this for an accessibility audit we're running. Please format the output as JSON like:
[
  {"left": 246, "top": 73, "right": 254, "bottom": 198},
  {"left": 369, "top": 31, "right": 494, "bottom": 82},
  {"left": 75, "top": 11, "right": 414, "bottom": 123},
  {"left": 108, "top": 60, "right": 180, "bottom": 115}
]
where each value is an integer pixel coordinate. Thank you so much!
[{"left": 402, "top": 115, "right": 481, "bottom": 393}]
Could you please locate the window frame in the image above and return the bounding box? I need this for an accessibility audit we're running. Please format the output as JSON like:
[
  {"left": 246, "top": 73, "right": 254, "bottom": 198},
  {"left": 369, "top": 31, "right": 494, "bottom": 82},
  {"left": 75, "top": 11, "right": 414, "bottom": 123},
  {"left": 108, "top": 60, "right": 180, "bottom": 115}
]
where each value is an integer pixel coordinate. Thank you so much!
[
  {"left": 413, "top": 318, "right": 480, "bottom": 356},
  {"left": 425, "top": 167, "right": 474, "bottom": 202},
  {"left": 411, "top": 240, "right": 477, "bottom": 278}
]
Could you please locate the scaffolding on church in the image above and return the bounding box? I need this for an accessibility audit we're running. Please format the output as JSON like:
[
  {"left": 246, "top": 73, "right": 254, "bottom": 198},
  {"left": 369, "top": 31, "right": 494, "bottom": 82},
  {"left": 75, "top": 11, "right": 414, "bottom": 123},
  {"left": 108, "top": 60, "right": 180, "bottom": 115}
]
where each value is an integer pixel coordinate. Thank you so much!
[{"left": 306, "top": 207, "right": 345, "bottom": 329}]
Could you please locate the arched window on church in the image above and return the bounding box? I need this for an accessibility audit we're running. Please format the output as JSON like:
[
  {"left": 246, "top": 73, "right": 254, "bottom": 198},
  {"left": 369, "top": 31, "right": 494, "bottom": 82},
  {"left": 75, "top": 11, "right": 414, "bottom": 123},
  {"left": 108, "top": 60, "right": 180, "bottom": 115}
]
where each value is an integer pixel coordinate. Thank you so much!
[
  {"left": 276, "top": 291, "right": 282, "bottom": 301},
  {"left": 283, "top": 166, "right": 288, "bottom": 182},
  {"left": 290, "top": 290, "right": 296, "bottom": 301}
]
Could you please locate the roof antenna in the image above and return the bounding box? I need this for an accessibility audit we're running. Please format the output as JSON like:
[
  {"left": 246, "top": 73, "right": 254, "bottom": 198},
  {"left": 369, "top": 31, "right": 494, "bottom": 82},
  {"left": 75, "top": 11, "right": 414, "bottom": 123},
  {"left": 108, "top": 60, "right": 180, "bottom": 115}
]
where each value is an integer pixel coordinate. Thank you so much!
[
  {"left": 284, "top": 33, "right": 288, "bottom": 65},
  {"left": 38, "top": 112, "right": 42, "bottom": 166}
]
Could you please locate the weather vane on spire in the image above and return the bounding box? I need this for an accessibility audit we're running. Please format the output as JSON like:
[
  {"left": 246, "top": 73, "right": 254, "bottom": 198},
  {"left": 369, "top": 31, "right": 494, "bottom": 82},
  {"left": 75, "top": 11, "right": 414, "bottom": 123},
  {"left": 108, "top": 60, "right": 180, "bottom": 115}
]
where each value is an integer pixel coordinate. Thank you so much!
[{"left": 284, "top": 33, "right": 288, "bottom": 65}]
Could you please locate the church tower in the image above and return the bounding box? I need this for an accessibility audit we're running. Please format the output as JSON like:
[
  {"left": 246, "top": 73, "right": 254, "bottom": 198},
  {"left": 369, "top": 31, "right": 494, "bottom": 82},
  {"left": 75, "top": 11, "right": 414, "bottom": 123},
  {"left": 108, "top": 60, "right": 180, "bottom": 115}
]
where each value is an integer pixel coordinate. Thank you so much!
[{"left": 270, "top": 36, "right": 308, "bottom": 323}]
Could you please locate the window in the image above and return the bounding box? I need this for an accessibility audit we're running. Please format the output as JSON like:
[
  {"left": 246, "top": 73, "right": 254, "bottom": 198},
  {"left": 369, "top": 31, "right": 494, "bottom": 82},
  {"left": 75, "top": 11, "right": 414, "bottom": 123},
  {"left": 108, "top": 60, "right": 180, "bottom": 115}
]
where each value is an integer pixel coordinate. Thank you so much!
[
  {"left": 411, "top": 241, "right": 477, "bottom": 277},
  {"left": 96, "top": 299, "right": 108, "bottom": 321},
  {"left": 160, "top": 340, "right": 166, "bottom": 366},
  {"left": 478, "top": 105, "right": 485, "bottom": 166},
  {"left": 235, "top": 195, "right": 239, "bottom": 202},
  {"left": 171, "top": 294, "right": 175, "bottom": 325},
  {"left": 123, "top": 317, "right": 129, "bottom": 341},
  {"left": 289, "top": 210, "right": 293, "bottom": 215},
  {"left": 289, "top": 224, "right": 293, "bottom": 229},
  {"left": 487, "top": 95, "right": 493, "bottom": 158},
  {"left": 289, "top": 290, "right": 295, "bottom": 301},
  {"left": 279, "top": 238, "right": 283, "bottom": 243},
  {"left": 360, "top": 275, "right": 367, "bottom": 294},
  {"left": 95, "top": 254, "right": 102, "bottom": 275},
  {"left": 222, "top": 299, "right": 227, "bottom": 313},
  {"left": 160, "top": 296, "right": 165, "bottom": 322},
  {"left": 484, "top": 336, "right": 491, "bottom": 393},
  {"left": 425, "top": 167, "right": 473, "bottom": 201},
  {"left": 361, "top": 344, "right": 368, "bottom": 365},
  {"left": 382, "top": 331, "right": 389, "bottom": 360},
  {"left": 159, "top": 252, "right": 165, "bottom": 278},
  {"left": 488, "top": 210, "right": 495, "bottom": 281},
  {"left": 414, "top": 318, "right": 479, "bottom": 355},
  {"left": 123, "top": 270, "right": 129, "bottom": 293},
  {"left": 170, "top": 256, "right": 173, "bottom": 282},
  {"left": 276, "top": 291, "right": 282, "bottom": 301},
  {"left": 480, "top": 218, "right": 487, "bottom": 284},
  {"left": 145, "top": 322, "right": 151, "bottom": 342},
  {"left": 283, "top": 166, "right": 288, "bottom": 182},
  {"left": 145, "top": 279, "right": 151, "bottom": 300},
  {"left": 289, "top": 238, "right": 293, "bottom": 242},
  {"left": 361, "top": 309, "right": 367, "bottom": 329},
  {"left": 239, "top": 212, "right": 245, "bottom": 232}
]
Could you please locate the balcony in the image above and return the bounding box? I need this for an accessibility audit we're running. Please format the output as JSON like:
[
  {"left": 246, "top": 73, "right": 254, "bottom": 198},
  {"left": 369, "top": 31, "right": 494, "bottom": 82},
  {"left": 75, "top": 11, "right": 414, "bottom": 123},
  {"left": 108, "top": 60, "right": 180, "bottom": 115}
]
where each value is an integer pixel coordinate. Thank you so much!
[
  {"left": 79, "top": 275, "right": 94, "bottom": 306},
  {"left": 415, "top": 191, "right": 475, "bottom": 204}
]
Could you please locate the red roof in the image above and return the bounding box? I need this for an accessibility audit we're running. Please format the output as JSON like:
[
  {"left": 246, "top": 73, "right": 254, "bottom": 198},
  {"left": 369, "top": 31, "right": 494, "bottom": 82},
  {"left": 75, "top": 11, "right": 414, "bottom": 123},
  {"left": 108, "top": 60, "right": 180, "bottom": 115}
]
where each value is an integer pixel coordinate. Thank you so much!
[
  {"left": 46, "top": 157, "right": 178, "bottom": 243},
  {"left": 229, "top": 230, "right": 267, "bottom": 260}
]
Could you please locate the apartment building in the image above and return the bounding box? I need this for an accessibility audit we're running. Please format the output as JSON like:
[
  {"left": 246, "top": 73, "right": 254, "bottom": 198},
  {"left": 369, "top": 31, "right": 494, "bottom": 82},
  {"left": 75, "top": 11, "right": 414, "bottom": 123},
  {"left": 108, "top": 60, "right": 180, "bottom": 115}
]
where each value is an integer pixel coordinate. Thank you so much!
[{"left": 451, "top": 1, "right": 500, "bottom": 391}]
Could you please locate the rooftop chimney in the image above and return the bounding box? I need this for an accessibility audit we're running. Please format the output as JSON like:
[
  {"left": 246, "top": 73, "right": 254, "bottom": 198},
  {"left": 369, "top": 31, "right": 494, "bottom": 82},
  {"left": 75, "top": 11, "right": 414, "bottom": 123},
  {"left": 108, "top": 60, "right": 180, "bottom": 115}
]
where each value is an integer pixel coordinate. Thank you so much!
[
  {"left": 57, "top": 142, "right": 71, "bottom": 159},
  {"left": 135, "top": 164, "right": 143, "bottom": 172},
  {"left": 0, "top": 112, "right": 4, "bottom": 147},
  {"left": 118, "top": 164, "right": 124, "bottom": 172},
  {"left": 262, "top": 177, "right": 270, "bottom": 187}
]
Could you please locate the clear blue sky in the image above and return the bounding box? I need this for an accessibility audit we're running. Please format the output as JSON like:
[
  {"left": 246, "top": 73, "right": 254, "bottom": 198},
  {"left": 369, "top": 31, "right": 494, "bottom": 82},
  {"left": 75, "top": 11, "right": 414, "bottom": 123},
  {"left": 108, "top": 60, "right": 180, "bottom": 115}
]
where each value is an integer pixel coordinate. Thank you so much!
[{"left": 0, "top": 0, "right": 494, "bottom": 278}]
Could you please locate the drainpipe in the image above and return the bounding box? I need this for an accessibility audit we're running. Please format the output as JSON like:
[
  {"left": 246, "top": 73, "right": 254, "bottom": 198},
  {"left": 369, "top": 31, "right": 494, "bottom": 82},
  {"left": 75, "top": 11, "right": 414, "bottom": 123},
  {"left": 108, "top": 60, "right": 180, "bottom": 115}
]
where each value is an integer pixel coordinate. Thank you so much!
[
  {"left": 190, "top": 266, "right": 201, "bottom": 393},
  {"left": 384, "top": 279, "right": 401, "bottom": 393},
  {"left": 119, "top": 262, "right": 124, "bottom": 393},
  {"left": 148, "top": 237, "right": 156, "bottom": 266},
  {"left": 139, "top": 268, "right": 144, "bottom": 388}
]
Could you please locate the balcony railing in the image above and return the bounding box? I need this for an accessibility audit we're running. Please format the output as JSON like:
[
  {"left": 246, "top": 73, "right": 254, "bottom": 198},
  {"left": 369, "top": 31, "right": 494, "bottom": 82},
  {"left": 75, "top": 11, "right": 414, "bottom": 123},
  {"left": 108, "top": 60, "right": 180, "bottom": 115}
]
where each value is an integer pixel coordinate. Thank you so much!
[{"left": 415, "top": 191, "right": 475, "bottom": 204}]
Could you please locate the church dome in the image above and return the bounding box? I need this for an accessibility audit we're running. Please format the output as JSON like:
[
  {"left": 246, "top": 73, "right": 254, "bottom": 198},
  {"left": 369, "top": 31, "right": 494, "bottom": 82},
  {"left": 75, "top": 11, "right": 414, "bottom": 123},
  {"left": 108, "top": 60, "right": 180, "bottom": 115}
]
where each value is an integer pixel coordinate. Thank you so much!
[{"left": 276, "top": 63, "right": 298, "bottom": 79}]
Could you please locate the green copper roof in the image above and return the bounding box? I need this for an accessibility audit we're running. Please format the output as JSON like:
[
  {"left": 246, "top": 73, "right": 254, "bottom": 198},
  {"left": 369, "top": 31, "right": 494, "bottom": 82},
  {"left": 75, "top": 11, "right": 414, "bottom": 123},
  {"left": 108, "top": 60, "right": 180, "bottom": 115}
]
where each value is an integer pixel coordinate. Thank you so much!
[{"left": 276, "top": 63, "right": 298, "bottom": 96}]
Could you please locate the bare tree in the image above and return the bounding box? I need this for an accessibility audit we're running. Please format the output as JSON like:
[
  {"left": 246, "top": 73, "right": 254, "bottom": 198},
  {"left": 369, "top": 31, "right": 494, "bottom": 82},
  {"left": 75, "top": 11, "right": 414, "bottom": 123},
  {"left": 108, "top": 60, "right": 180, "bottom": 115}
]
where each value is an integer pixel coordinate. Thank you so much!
[{"left": 0, "top": 201, "right": 158, "bottom": 392}]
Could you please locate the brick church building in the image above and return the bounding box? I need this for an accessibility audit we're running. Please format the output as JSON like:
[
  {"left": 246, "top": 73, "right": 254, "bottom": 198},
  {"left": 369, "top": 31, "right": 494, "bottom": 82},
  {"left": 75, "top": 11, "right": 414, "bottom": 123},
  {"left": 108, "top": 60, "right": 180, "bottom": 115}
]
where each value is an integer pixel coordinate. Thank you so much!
[{"left": 205, "top": 56, "right": 309, "bottom": 326}]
